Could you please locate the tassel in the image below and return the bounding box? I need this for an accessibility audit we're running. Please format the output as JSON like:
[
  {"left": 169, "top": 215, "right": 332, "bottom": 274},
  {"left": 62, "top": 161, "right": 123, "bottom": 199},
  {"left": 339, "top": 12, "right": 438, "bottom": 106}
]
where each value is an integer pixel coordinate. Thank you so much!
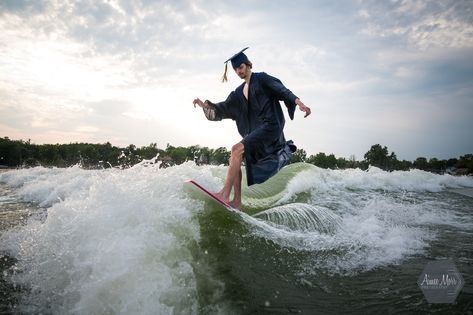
[{"left": 221, "top": 62, "right": 228, "bottom": 83}]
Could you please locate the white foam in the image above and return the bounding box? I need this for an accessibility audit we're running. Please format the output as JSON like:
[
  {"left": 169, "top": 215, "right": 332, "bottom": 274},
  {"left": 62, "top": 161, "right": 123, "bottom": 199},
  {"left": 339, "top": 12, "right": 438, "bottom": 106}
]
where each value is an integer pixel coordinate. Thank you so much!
[
  {"left": 0, "top": 163, "right": 227, "bottom": 313},
  {"left": 245, "top": 166, "right": 473, "bottom": 275},
  {"left": 1, "top": 163, "right": 472, "bottom": 311}
]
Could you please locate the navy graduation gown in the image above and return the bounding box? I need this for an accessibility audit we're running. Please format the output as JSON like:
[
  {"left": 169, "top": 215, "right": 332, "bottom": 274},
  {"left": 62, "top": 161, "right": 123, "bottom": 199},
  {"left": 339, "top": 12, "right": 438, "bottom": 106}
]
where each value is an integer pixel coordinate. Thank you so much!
[{"left": 204, "top": 72, "right": 298, "bottom": 186}]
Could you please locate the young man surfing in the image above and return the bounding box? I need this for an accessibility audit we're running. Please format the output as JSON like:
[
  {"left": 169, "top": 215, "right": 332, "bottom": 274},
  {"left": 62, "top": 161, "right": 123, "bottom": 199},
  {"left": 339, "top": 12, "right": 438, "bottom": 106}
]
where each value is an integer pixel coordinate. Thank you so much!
[{"left": 193, "top": 47, "right": 311, "bottom": 209}]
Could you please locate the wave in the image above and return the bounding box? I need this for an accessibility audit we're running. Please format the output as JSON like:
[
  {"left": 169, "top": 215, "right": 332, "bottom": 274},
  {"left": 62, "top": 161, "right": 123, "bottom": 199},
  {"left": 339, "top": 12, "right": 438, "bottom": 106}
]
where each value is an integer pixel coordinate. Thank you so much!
[
  {"left": 0, "top": 163, "right": 472, "bottom": 313},
  {"left": 254, "top": 203, "right": 342, "bottom": 234}
]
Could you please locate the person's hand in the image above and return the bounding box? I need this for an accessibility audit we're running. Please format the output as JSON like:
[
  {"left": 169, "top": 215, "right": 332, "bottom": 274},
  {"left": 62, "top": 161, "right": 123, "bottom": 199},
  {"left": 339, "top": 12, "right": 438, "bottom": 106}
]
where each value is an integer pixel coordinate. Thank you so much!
[
  {"left": 299, "top": 103, "right": 311, "bottom": 118},
  {"left": 296, "top": 99, "right": 311, "bottom": 118},
  {"left": 193, "top": 98, "right": 204, "bottom": 108}
]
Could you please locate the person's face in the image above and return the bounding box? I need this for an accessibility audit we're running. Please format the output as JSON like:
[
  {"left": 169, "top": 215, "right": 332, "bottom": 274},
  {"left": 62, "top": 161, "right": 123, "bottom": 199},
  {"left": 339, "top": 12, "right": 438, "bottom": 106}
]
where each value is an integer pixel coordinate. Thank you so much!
[{"left": 235, "top": 63, "right": 250, "bottom": 79}]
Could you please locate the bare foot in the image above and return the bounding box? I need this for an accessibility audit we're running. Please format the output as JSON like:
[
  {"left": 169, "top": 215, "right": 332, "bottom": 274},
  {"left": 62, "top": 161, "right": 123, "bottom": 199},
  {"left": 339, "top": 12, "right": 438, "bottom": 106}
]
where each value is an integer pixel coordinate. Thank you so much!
[
  {"left": 213, "top": 191, "right": 231, "bottom": 205},
  {"left": 229, "top": 200, "right": 242, "bottom": 210}
]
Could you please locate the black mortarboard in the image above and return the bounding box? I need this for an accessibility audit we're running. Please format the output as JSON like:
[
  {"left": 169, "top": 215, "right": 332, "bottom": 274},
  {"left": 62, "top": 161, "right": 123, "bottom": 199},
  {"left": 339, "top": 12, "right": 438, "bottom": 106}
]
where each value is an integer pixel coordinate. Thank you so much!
[{"left": 222, "top": 47, "right": 249, "bottom": 82}]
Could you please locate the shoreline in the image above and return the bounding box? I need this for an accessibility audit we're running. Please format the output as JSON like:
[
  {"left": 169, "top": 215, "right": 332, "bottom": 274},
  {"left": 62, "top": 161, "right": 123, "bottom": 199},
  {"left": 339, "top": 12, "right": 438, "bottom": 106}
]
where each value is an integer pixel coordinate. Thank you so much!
[{"left": 1, "top": 165, "right": 472, "bottom": 178}]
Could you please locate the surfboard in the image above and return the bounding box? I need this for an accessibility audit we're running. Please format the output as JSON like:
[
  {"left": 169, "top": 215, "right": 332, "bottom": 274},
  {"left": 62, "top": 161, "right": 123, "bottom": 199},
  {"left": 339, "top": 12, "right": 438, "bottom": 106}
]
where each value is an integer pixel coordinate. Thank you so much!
[{"left": 184, "top": 180, "right": 234, "bottom": 210}]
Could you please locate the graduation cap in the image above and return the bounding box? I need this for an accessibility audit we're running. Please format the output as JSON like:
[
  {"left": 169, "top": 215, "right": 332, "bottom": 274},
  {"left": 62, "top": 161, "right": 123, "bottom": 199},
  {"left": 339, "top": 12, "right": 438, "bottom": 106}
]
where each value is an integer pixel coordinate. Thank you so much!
[{"left": 222, "top": 47, "right": 249, "bottom": 82}]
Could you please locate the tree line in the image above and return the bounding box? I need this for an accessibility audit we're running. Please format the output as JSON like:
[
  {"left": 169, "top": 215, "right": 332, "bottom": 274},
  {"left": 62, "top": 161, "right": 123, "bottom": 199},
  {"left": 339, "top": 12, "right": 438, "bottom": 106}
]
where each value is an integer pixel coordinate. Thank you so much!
[
  {"left": 0, "top": 137, "right": 230, "bottom": 169},
  {"left": 0, "top": 137, "right": 471, "bottom": 174},
  {"left": 292, "top": 144, "right": 472, "bottom": 175}
]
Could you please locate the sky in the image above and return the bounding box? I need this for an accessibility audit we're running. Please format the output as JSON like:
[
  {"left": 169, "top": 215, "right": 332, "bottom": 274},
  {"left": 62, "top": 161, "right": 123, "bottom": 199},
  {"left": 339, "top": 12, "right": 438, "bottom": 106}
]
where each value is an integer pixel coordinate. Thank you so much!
[{"left": 0, "top": 0, "right": 472, "bottom": 161}]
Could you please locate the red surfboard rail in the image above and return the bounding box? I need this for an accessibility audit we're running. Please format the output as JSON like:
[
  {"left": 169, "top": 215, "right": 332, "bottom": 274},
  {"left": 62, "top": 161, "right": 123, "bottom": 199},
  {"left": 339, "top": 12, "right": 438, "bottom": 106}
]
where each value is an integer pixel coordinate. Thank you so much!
[{"left": 186, "top": 180, "right": 233, "bottom": 209}]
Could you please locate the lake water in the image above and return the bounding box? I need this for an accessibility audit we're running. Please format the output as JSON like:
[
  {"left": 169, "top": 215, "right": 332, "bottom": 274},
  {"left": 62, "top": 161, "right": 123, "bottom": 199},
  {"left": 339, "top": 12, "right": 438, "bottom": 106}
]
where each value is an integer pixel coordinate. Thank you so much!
[{"left": 0, "top": 163, "right": 472, "bottom": 314}]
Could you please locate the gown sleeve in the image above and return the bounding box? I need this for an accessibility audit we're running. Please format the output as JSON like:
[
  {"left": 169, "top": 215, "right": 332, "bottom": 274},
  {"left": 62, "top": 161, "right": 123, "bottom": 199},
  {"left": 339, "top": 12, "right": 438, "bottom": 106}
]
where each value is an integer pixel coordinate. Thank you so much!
[
  {"left": 203, "top": 91, "right": 238, "bottom": 121},
  {"left": 260, "top": 72, "right": 299, "bottom": 120}
]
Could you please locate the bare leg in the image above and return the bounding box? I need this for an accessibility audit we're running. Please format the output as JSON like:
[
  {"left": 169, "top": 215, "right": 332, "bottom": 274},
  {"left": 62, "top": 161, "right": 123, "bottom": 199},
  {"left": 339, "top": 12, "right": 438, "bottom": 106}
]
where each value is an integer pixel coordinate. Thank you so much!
[
  {"left": 230, "top": 167, "right": 242, "bottom": 209},
  {"left": 214, "top": 142, "right": 244, "bottom": 208}
]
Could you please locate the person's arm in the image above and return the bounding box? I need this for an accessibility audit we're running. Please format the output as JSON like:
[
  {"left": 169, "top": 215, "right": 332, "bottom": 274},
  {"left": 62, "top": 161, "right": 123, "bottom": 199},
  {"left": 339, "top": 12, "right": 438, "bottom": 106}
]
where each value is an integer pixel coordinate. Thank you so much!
[
  {"left": 193, "top": 98, "right": 219, "bottom": 120},
  {"left": 261, "top": 72, "right": 311, "bottom": 118},
  {"left": 261, "top": 72, "right": 297, "bottom": 103},
  {"left": 193, "top": 92, "right": 237, "bottom": 121}
]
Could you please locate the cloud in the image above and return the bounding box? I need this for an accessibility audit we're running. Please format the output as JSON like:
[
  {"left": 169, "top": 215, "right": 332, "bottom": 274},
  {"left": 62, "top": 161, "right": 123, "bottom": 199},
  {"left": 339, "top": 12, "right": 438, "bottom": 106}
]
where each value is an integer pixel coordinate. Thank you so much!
[
  {"left": 90, "top": 99, "right": 132, "bottom": 117},
  {"left": 0, "top": 0, "right": 472, "bottom": 160},
  {"left": 358, "top": 0, "right": 473, "bottom": 49}
]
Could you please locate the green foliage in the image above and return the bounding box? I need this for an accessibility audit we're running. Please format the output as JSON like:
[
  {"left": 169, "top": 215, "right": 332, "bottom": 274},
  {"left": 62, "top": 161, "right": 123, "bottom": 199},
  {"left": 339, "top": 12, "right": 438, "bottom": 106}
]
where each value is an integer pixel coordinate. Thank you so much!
[
  {"left": 362, "top": 144, "right": 414, "bottom": 171},
  {"left": 306, "top": 152, "right": 338, "bottom": 169},
  {"left": 291, "top": 149, "right": 307, "bottom": 163},
  {"left": 396, "top": 160, "right": 413, "bottom": 171},
  {"left": 0, "top": 137, "right": 232, "bottom": 169},
  {"left": 364, "top": 144, "right": 391, "bottom": 169},
  {"left": 211, "top": 147, "right": 230, "bottom": 165},
  {"left": 457, "top": 154, "right": 473, "bottom": 169},
  {"left": 0, "top": 137, "right": 123, "bottom": 168},
  {"left": 0, "top": 137, "right": 471, "bottom": 175},
  {"left": 428, "top": 158, "right": 446, "bottom": 173},
  {"left": 413, "top": 157, "right": 428, "bottom": 170}
]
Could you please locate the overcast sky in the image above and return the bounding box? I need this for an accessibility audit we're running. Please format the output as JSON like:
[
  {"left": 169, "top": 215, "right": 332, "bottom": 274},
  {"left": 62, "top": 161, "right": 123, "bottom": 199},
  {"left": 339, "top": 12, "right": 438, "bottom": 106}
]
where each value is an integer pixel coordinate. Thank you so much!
[{"left": 1, "top": 0, "right": 472, "bottom": 160}]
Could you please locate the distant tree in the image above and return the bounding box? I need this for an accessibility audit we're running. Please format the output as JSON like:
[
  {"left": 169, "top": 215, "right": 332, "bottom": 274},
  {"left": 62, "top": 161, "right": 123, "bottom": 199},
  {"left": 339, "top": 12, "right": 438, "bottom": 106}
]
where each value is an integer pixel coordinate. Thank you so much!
[
  {"left": 397, "top": 160, "right": 413, "bottom": 171},
  {"left": 307, "top": 152, "right": 324, "bottom": 167},
  {"left": 325, "top": 154, "right": 337, "bottom": 169},
  {"left": 446, "top": 158, "right": 458, "bottom": 168},
  {"left": 127, "top": 144, "right": 137, "bottom": 153},
  {"left": 363, "top": 144, "right": 400, "bottom": 170},
  {"left": 197, "top": 147, "right": 212, "bottom": 165},
  {"left": 337, "top": 157, "right": 348, "bottom": 169},
  {"left": 413, "top": 157, "right": 428, "bottom": 170},
  {"left": 364, "top": 144, "right": 389, "bottom": 169},
  {"left": 307, "top": 152, "right": 337, "bottom": 169},
  {"left": 137, "top": 143, "right": 160, "bottom": 161},
  {"left": 0, "top": 137, "right": 20, "bottom": 166},
  {"left": 165, "top": 146, "right": 188, "bottom": 165},
  {"left": 24, "top": 157, "right": 39, "bottom": 167},
  {"left": 211, "top": 147, "right": 230, "bottom": 165},
  {"left": 457, "top": 154, "right": 473, "bottom": 174},
  {"left": 0, "top": 136, "right": 469, "bottom": 174},
  {"left": 119, "top": 144, "right": 141, "bottom": 167},
  {"left": 186, "top": 145, "right": 202, "bottom": 163},
  {"left": 346, "top": 154, "right": 358, "bottom": 168},
  {"left": 428, "top": 158, "right": 446, "bottom": 174},
  {"left": 291, "top": 148, "right": 307, "bottom": 163}
]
